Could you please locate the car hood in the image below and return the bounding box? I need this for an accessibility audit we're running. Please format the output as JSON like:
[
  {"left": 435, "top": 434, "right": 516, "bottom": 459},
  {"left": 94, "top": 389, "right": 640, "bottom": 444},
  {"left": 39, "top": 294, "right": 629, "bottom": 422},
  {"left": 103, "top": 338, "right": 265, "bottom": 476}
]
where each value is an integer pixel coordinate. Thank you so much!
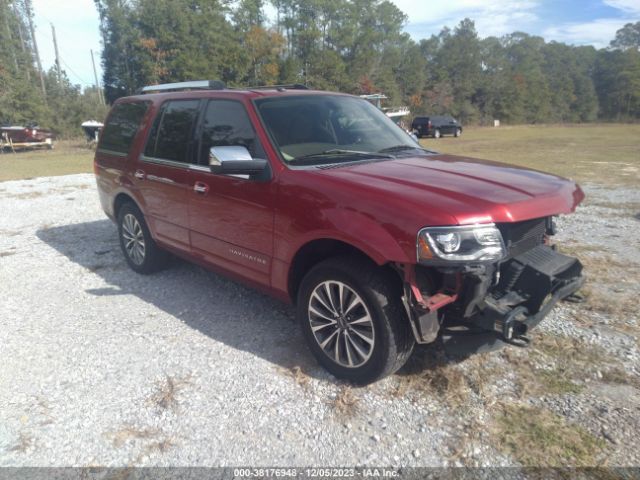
[{"left": 312, "top": 154, "right": 585, "bottom": 225}]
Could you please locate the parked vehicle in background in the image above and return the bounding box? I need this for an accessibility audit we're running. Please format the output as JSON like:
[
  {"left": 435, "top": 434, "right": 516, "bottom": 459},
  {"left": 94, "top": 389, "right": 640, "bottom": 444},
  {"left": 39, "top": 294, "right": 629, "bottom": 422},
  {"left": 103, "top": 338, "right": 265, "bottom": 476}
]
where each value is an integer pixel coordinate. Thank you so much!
[
  {"left": 94, "top": 80, "right": 584, "bottom": 385},
  {"left": 0, "top": 124, "right": 54, "bottom": 151},
  {"left": 82, "top": 120, "right": 104, "bottom": 144},
  {"left": 411, "top": 116, "right": 462, "bottom": 139}
]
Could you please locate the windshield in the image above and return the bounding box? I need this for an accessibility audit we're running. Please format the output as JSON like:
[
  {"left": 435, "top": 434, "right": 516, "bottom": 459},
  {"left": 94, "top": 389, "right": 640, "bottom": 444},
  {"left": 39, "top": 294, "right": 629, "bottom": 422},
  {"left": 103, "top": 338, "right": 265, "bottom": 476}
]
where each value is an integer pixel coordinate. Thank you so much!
[{"left": 255, "top": 95, "right": 423, "bottom": 165}]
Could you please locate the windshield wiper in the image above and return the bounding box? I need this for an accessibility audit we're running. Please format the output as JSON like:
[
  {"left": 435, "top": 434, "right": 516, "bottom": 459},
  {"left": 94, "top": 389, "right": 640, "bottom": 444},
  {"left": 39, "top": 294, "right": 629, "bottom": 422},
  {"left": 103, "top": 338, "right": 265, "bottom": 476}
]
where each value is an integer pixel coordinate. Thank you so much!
[
  {"left": 378, "top": 145, "right": 436, "bottom": 154},
  {"left": 289, "top": 149, "right": 393, "bottom": 165}
]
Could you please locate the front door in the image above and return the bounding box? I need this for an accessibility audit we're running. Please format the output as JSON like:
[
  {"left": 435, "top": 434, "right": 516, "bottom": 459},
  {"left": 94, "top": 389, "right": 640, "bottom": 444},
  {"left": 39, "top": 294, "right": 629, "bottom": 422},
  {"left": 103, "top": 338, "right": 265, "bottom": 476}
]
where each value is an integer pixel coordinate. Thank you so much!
[
  {"left": 187, "top": 99, "right": 275, "bottom": 287},
  {"left": 135, "top": 99, "right": 201, "bottom": 251}
]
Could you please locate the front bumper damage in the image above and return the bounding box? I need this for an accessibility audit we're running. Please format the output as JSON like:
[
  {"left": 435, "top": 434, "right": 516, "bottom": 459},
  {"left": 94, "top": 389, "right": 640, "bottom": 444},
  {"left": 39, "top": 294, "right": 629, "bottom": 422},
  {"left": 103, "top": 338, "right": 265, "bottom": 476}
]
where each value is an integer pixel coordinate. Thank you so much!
[{"left": 402, "top": 244, "right": 584, "bottom": 353}]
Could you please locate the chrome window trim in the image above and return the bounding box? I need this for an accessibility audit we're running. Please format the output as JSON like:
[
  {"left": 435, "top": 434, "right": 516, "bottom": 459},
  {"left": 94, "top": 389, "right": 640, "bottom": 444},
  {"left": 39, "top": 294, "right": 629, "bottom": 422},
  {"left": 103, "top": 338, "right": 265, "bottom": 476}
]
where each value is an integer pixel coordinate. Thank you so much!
[
  {"left": 189, "top": 164, "right": 211, "bottom": 172},
  {"left": 96, "top": 148, "right": 127, "bottom": 158},
  {"left": 139, "top": 154, "right": 190, "bottom": 169}
]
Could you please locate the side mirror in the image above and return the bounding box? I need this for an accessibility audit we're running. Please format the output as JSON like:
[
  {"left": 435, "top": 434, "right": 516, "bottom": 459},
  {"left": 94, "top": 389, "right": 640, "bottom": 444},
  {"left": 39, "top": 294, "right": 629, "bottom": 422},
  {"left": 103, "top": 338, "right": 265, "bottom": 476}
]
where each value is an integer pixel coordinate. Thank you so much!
[{"left": 209, "top": 146, "right": 267, "bottom": 175}]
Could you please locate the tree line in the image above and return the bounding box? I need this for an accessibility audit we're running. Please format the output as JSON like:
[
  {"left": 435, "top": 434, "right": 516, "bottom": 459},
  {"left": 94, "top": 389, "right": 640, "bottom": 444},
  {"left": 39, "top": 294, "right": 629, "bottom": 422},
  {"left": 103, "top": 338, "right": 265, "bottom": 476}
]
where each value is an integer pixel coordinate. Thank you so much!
[
  {"left": 1, "top": 0, "right": 639, "bottom": 138},
  {"left": 93, "top": 0, "right": 640, "bottom": 124},
  {"left": 0, "top": 0, "right": 109, "bottom": 137}
]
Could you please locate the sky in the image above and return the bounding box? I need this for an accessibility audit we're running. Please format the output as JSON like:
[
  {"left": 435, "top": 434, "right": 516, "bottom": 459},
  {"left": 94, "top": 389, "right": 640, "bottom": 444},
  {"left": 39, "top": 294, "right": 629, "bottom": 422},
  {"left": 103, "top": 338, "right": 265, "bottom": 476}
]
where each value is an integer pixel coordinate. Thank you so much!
[{"left": 32, "top": 0, "right": 640, "bottom": 88}]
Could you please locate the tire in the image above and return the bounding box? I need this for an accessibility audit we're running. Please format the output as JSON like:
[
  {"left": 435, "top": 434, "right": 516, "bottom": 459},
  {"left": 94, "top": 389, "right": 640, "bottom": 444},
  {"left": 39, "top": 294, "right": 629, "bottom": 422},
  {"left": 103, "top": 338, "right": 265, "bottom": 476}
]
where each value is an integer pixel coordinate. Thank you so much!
[
  {"left": 117, "top": 202, "right": 167, "bottom": 274},
  {"left": 297, "top": 256, "right": 415, "bottom": 384},
  {"left": 454, "top": 128, "right": 461, "bottom": 138},
  {"left": 433, "top": 129, "right": 441, "bottom": 139}
]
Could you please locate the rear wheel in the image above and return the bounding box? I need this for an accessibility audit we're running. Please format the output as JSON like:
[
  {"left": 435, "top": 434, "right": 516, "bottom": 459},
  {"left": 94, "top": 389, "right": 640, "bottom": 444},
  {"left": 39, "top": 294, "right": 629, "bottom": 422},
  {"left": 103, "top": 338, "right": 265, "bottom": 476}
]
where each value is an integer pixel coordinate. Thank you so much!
[
  {"left": 117, "top": 203, "right": 167, "bottom": 274},
  {"left": 433, "top": 129, "right": 441, "bottom": 139},
  {"left": 297, "top": 256, "right": 414, "bottom": 384}
]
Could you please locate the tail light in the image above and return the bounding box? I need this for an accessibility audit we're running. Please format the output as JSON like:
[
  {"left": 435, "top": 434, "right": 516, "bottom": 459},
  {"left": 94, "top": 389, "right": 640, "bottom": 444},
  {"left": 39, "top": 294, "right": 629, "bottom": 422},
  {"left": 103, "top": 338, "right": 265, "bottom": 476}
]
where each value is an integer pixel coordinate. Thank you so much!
[{"left": 428, "top": 121, "right": 432, "bottom": 128}]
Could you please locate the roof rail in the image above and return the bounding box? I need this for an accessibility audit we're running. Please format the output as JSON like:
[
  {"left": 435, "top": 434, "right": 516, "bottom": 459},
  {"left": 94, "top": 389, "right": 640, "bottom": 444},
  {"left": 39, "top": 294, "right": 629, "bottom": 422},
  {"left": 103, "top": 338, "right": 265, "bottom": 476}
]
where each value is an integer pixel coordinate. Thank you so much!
[
  {"left": 139, "top": 80, "right": 226, "bottom": 94},
  {"left": 245, "top": 84, "right": 309, "bottom": 91}
]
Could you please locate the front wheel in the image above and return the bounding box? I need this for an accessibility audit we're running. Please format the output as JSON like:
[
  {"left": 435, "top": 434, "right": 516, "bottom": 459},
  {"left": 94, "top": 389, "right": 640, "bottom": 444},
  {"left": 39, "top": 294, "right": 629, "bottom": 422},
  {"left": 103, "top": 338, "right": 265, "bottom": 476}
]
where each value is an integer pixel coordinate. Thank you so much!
[
  {"left": 454, "top": 128, "right": 461, "bottom": 137},
  {"left": 297, "top": 257, "right": 415, "bottom": 384}
]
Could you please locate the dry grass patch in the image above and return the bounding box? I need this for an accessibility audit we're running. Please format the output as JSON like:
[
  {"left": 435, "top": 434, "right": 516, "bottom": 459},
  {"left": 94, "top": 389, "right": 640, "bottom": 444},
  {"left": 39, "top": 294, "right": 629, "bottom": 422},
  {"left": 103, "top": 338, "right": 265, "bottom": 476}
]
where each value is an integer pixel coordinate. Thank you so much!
[
  {"left": 600, "top": 366, "right": 640, "bottom": 389},
  {"left": 559, "top": 244, "right": 631, "bottom": 280},
  {"left": 331, "top": 385, "right": 360, "bottom": 418},
  {"left": 286, "top": 365, "right": 312, "bottom": 389},
  {"left": 423, "top": 124, "right": 640, "bottom": 187},
  {"left": 579, "top": 286, "right": 637, "bottom": 318},
  {"left": 394, "top": 332, "right": 635, "bottom": 404},
  {"left": 9, "top": 432, "right": 33, "bottom": 453},
  {"left": 9, "top": 191, "right": 45, "bottom": 200},
  {"left": 503, "top": 332, "right": 638, "bottom": 396},
  {"left": 107, "top": 426, "right": 162, "bottom": 448},
  {"left": 557, "top": 243, "right": 640, "bottom": 318},
  {"left": 493, "top": 404, "right": 606, "bottom": 467},
  {"left": 148, "top": 374, "right": 192, "bottom": 412},
  {"left": 392, "top": 350, "right": 495, "bottom": 406},
  {"left": 587, "top": 200, "right": 640, "bottom": 212},
  {"left": 0, "top": 140, "right": 94, "bottom": 182}
]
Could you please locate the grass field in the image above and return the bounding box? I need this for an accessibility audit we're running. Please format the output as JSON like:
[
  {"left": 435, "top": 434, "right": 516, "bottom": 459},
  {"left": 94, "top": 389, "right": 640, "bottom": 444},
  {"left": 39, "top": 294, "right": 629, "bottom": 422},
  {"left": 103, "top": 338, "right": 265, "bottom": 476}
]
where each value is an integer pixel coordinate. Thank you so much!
[
  {"left": 1, "top": 124, "right": 638, "bottom": 184},
  {"left": 0, "top": 140, "right": 94, "bottom": 182},
  {"left": 421, "top": 123, "right": 640, "bottom": 186}
]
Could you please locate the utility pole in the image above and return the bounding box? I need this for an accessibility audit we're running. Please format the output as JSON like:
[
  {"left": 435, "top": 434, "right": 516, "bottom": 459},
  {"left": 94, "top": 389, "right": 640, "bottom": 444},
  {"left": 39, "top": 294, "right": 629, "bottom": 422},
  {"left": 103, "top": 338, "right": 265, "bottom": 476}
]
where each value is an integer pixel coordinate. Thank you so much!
[
  {"left": 90, "top": 49, "right": 105, "bottom": 105},
  {"left": 24, "top": 0, "right": 46, "bottom": 103},
  {"left": 51, "top": 23, "right": 62, "bottom": 83}
]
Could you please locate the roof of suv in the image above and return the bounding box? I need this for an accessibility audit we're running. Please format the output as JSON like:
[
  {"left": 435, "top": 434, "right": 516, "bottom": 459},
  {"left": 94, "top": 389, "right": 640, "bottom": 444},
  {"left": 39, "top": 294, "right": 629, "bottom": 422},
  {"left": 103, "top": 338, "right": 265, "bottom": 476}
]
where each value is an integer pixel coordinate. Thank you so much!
[{"left": 119, "top": 86, "right": 351, "bottom": 104}]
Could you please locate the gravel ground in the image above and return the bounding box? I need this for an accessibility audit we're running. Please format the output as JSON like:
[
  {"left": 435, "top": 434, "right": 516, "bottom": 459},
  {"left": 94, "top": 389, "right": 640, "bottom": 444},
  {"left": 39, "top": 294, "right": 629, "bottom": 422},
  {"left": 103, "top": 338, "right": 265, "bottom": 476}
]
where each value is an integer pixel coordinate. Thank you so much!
[{"left": 0, "top": 174, "right": 639, "bottom": 467}]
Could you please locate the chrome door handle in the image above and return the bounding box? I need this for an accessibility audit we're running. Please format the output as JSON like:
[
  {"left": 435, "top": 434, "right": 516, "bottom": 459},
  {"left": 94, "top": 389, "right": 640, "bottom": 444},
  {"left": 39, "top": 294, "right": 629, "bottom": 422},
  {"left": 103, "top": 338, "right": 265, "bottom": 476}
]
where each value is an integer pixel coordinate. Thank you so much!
[
  {"left": 134, "top": 169, "right": 145, "bottom": 180},
  {"left": 193, "top": 182, "right": 209, "bottom": 194}
]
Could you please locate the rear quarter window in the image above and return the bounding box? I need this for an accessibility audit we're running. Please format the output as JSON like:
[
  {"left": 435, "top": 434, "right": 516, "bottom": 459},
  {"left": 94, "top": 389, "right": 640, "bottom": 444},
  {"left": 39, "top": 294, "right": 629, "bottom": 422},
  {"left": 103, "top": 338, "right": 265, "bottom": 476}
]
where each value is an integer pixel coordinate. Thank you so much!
[{"left": 99, "top": 101, "right": 150, "bottom": 155}]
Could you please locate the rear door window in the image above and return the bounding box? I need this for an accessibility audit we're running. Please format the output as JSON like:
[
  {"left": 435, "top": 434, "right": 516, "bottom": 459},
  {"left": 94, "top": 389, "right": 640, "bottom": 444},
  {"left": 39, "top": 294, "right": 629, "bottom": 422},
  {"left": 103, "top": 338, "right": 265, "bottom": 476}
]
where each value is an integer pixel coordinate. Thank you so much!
[
  {"left": 99, "top": 101, "right": 149, "bottom": 154},
  {"left": 144, "top": 100, "right": 200, "bottom": 163}
]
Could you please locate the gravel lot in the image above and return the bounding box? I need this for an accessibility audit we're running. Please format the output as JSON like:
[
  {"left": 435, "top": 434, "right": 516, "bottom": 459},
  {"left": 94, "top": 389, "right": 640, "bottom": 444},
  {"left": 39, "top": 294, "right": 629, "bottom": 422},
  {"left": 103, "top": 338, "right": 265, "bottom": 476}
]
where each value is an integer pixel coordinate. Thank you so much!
[{"left": 1, "top": 174, "right": 639, "bottom": 467}]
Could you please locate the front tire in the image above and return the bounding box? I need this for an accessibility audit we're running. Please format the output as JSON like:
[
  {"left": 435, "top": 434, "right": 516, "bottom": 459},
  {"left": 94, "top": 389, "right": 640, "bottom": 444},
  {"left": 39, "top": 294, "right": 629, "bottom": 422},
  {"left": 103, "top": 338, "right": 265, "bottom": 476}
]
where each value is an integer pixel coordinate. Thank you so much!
[
  {"left": 454, "top": 128, "right": 461, "bottom": 137},
  {"left": 117, "top": 203, "right": 167, "bottom": 274},
  {"left": 297, "top": 257, "right": 414, "bottom": 384}
]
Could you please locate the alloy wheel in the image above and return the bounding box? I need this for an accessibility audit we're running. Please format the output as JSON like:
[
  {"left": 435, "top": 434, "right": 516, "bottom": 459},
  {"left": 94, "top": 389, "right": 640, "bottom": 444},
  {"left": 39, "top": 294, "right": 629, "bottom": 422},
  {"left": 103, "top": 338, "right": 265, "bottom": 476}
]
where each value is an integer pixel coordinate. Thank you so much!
[
  {"left": 307, "top": 280, "right": 375, "bottom": 368},
  {"left": 122, "top": 213, "right": 146, "bottom": 265}
]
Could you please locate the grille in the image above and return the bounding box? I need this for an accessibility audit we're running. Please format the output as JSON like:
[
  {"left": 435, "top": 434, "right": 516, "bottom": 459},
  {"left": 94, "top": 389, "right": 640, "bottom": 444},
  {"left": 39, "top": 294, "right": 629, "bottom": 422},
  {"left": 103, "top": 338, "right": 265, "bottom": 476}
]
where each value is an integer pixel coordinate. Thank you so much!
[{"left": 497, "top": 217, "right": 547, "bottom": 258}]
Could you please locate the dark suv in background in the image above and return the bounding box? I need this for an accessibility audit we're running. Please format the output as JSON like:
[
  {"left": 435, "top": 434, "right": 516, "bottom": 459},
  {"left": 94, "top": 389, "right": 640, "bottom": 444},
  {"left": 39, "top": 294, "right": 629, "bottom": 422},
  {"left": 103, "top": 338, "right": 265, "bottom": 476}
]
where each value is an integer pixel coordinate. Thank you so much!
[{"left": 411, "top": 116, "right": 462, "bottom": 138}]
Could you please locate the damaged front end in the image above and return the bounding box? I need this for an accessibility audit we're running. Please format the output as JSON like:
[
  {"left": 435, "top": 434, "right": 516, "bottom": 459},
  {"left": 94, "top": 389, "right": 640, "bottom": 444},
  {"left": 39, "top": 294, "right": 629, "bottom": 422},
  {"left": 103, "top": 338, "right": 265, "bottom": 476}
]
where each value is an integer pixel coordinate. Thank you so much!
[{"left": 402, "top": 217, "right": 584, "bottom": 352}]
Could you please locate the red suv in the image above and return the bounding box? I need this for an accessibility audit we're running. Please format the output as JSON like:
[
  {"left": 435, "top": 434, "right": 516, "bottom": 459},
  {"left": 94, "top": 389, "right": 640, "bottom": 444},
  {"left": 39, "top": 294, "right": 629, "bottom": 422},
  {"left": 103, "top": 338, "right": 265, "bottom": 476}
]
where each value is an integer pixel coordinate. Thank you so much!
[{"left": 94, "top": 81, "right": 584, "bottom": 384}]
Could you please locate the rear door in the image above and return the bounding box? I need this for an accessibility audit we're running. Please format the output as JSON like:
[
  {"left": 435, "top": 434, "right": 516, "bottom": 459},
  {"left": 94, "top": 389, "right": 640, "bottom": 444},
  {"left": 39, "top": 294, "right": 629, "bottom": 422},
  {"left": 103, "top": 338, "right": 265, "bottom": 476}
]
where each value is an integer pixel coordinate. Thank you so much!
[
  {"left": 136, "top": 99, "right": 201, "bottom": 251},
  {"left": 187, "top": 99, "right": 275, "bottom": 287},
  {"left": 95, "top": 100, "right": 150, "bottom": 217}
]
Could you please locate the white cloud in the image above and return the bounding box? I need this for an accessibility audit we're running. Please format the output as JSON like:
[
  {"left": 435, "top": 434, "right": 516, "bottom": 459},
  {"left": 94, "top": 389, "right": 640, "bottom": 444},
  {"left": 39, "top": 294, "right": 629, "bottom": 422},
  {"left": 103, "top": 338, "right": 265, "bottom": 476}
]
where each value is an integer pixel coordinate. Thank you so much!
[
  {"left": 603, "top": 0, "right": 640, "bottom": 16},
  {"left": 543, "top": 18, "right": 629, "bottom": 48},
  {"left": 391, "top": 0, "right": 539, "bottom": 25},
  {"left": 395, "top": 0, "right": 541, "bottom": 40}
]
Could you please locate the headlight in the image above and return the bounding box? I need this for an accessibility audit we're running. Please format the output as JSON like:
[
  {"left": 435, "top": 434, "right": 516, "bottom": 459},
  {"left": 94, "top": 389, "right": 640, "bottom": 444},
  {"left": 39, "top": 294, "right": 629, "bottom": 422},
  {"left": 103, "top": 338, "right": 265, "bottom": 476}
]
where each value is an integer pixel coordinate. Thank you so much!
[{"left": 417, "top": 224, "right": 506, "bottom": 263}]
